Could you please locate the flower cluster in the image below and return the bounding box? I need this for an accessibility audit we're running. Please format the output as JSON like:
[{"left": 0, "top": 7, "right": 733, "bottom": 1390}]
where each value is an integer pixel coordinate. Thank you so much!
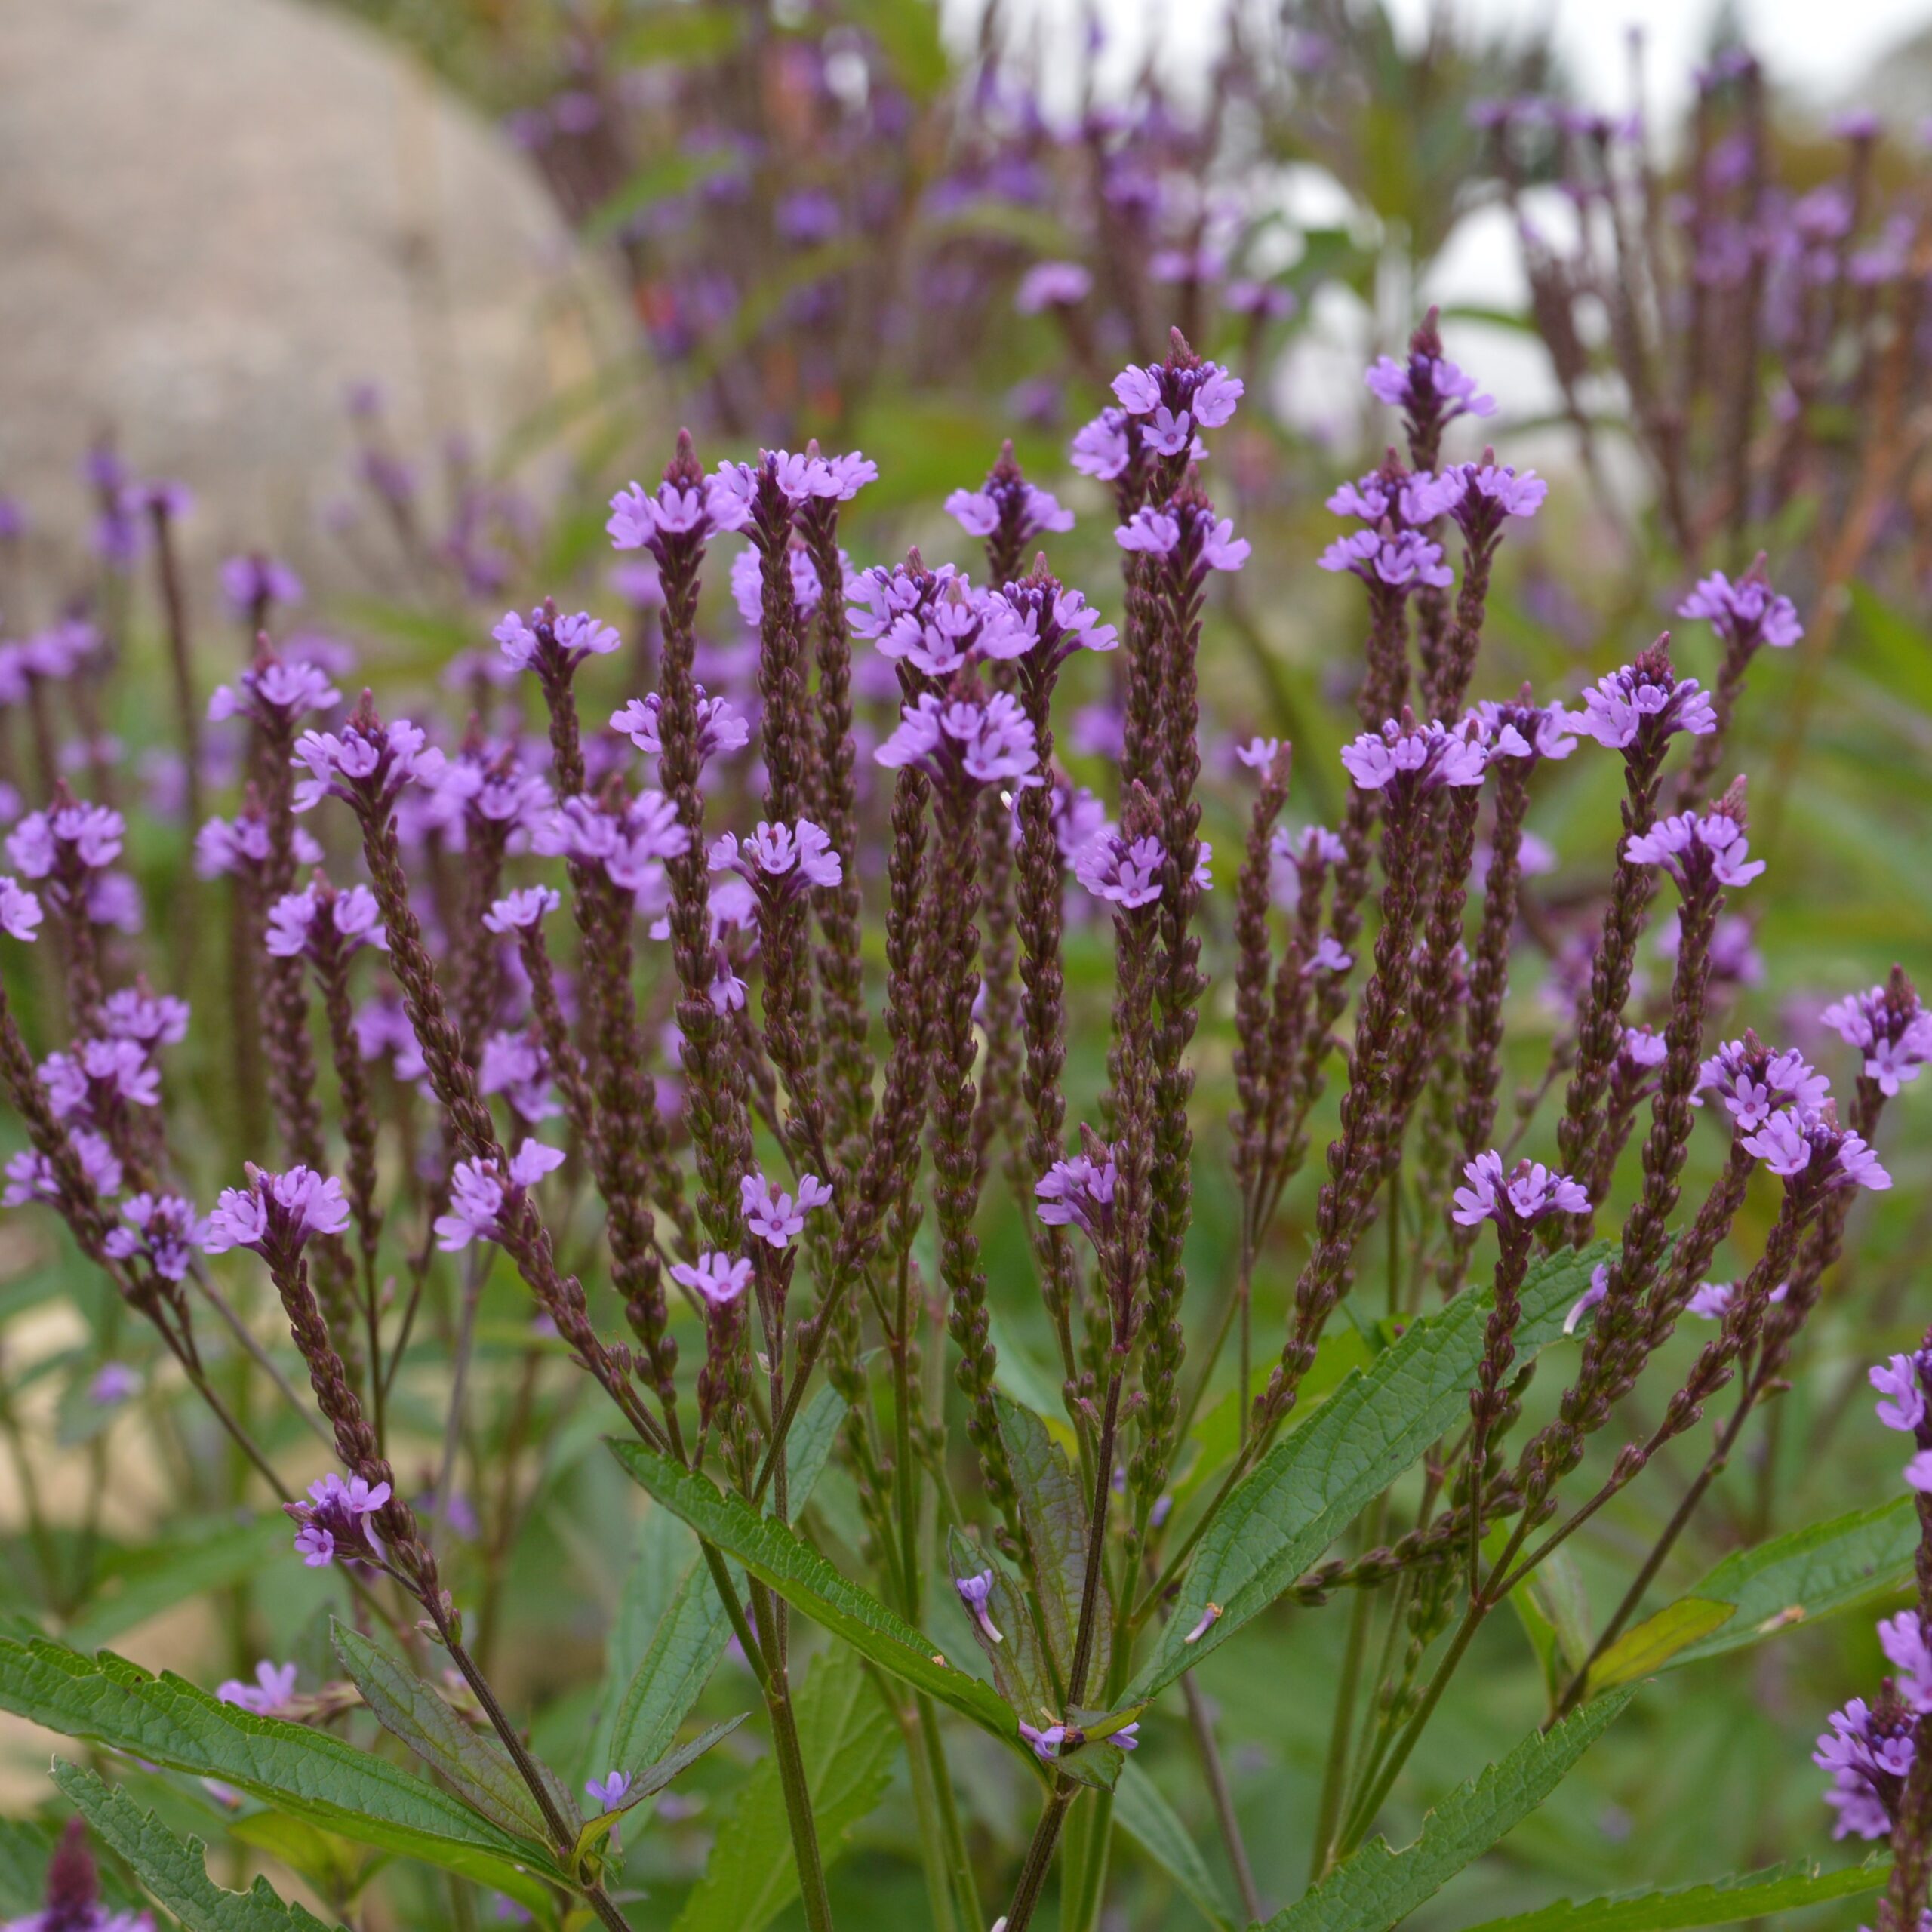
[
  {"left": 1571, "top": 650, "right": 1716, "bottom": 752},
  {"left": 612, "top": 687, "right": 749, "bottom": 764},
  {"left": 708, "top": 820, "right": 843, "bottom": 897},
  {"left": 435, "top": 1140, "right": 566, "bottom": 1251},
  {"left": 1696, "top": 1037, "right": 1830, "bottom": 1128},
  {"left": 265, "top": 882, "right": 387, "bottom": 959},
  {"left": 492, "top": 604, "right": 622, "bottom": 677},
  {"left": 207, "top": 655, "right": 340, "bottom": 730},
  {"left": 285, "top": 1471, "right": 389, "bottom": 1568},
  {"left": 1340, "top": 715, "right": 1487, "bottom": 795},
  {"left": 292, "top": 709, "right": 446, "bottom": 816},
  {"left": 740, "top": 1171, "right": 832, "bottom": 1250},
  {"left": 875, "top": 689, "right": 1038, "bottom": 789},
  {"left": 1823, "top": 976, "right": 1932, "bottom": 1097},
  {"left": 1740, "top": 1107, "right": 1891, "bottom": 1193},
  {"left": 1678, "top": 565, "right": 1803, "bottom": 650},
  {"left": 203, "top": 1166, "right": 352, "bottom": 1257},
  {"left": 1624, "top": 809, "right": 1766, "bottom": 891},
  {"left": 1451, "top": 1151, "right": 1589, "bottom": 1228}
]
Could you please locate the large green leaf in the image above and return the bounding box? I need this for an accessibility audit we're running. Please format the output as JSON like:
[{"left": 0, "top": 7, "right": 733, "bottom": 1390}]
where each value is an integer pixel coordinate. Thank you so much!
[
  {"left": 1138, "top": 1244, "right": 1611, "bottom": 1699},
  {"left": 1453, "top": 1855, "right": 1890, "bottom": 1932},
  {"left": 1266, "top": 1690, "right": 1634, "bottom": 1932},
  {"left": 1113, "top": 1761, "right": 1238, "bottom": 1931},
  {"left": 671, "top": 1648, "right": 900, "bottom": 1932},
  {"left": 0, "top": 1635, "right": 563, "bottom": 1914},
  {"left": 608, "top": 1440, "right": 1023, "bottom": 1752},
  {"left": 51, "top": 1763, "right": 339, "bottom": 1930},
  {"left": 1590, "top": 1494, "right": 1917, "bottom": 1690},
  {"left": 589, "top": 1389, "right": 847, "bottom": 1782},
  {"left": 998, "top": 1392, "right": 1109, "bottom": 1690},
  {"left": 65, "top": 1516, "right": 285, "bottom": 1651},
  {"left": 330, "top": 1623, "right": 564, "bottom": 1843}
]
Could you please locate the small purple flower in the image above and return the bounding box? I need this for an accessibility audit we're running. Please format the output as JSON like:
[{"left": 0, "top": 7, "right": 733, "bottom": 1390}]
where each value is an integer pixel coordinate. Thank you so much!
[
  {"left": 1620, "top": 1026, "right": 1669, "bottom": 1072},
  {"left": 1319, "top": 527, "right": 1454, "bottom": 591},
  {"left": 100, "top": 989, "right": 190, "bottom": 1048},
  {"left": 2, "top": 1128, "right": 122, "bottom": 1208},
  {"left": 1442, "top": 460, "right": 1549, "bottom": 533},
  {"left": 1340, "top": 716, "right": 1487, "bottom": 795},
  {"left": 1695, "top": 1038, "right": 1829, "bottom": 1128},
  {"left": 709, "top": 820, "right": 844, "bottom": 894},
  {"left": 1678, "top": 565, "right": 1802, "bottom": 649},
  {"left": 103, "top": 1193, "right": 208, "bottom": 1281},
  {"left": 1115, "top": 509, "right": 1181, "bottom": 556},
  {"left": 88, "top": 1361, "right": 141, "bottom": 1407},
  {"left": 606, "top": 472, "right": 752, "bottom": 550},
  {"left": 1451, "top": 1151, "right": 1589, "bottom": 1228},
  {"left": 586, "top": 1770, "right": 632, "bottom": 1811},
  {"left": 1562, "top": 1263, "right": 1611, "bottom": 1335},
  {"left": 1069, "top": 409, "right": 1131, "bottom": 481},
  {"left": 1035, "top": 1143, "right": 1118, "bottom": 1244},
  {"left": 265, "top": 883, "right": 387, "bottom": 959},
  {"left": 493, "top": 605, "right": 622, "bottom": 677},
  {"left": 1572, "top": 652, "right": 1716, "bottom": 751},
  {"left": 1872, "top": 1355, "right": 1927, "bottom": 1433},
  {"left": 1302, "top": 934, "right": 1353, "bottom": 977},
  {"left": 1821, "top": 980, "right": 1932, "bottom": 1097},
  {"left": 1475, "top": 698, "right": 1575, "bottom": 762},
  {"left": 41, "top": 1038, "right": 161, "bottom": 1119},
  {"left": 946, "top": 482, "right": 1074, "bottom": 545},
  {"left": 220, "top": 552, "right": 304, "bottom": 617},
  {"left": 1073, "top": 829, "right": 1164, "bottom": 909},
  {"left": 1235, "top": 737, "right": 1282, "bottom": 771},
  {"left": 285, "top": 1471, "right": 390, "bottom": 1568},
  {"left": 612, "top": 687, "right": 749, "bottom": 764},
  {"left": 8, "top": 801, "right": 125, "bottom": 878},
  {"left": 1624, "top": 811, "right": 1764, "bottom": 891},
  {"left": 1365, "top": 352, "right": 1495, "bottom": 421},
  {"left": 740, "top": 1171, "right": 832, "bottom": 1250},
  {"left": 1019, "top": 1721, "right": 1068, "bottom": 1762},
  {"left": 208, "top": 657, "right": 340, "bottom": 729},
  {"left": 203, "top": 1165, "right": 353, "bottom": 1256},
  {"left": 1908, "top": 1452, "right": 1932, "bottom": 1494},
  {"left": 483, "top": 885, "right": 562, "bottom": 934},
  {"left": 1740, "top": 1107, "right": 1891, "bottom": 1192},
  {"left": 955, "top": 1570, "right": 1004, "bottom": 1643},
  {"left": 1327, "top": 468, "right": 1461, "bottom": 527},
  {"left": 1015, "top": 260, "right": 1092, "bottom": 312},
  {"left": 670, "top": 1251, "right": 753, "bottom": 1306},
  {"left": 292, "top": 710, "right": 446, "bottom": 816},
  {"left": 434, "top": 1140, "right": 567, "bottom": 1251},
  {"left": 217, "top": 1660, "right": 300, "bottom": 1714},
  {"left": 1688, "top": 1280, "right": 1786, "bottom": 1319},
  {"left": 0, "top": 877, "right": 42, "bottom": 943},
  {"left": 875, "top": 691, "right": 1038, "bottom": 789}
]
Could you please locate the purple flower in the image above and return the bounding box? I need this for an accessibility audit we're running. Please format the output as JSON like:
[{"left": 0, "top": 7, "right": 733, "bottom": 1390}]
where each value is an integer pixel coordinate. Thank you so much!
[
  {"left": 1620, "top": 1026, "right": 1669, "bottom": 1072},
  {"left": 1678, "top": 567, "right": 1802, "bottom": 649},
  {"left": 1115, "top": 507, "right": 1180, "bottom": 557},
  {"left": 1451, "top": 1151, "right": 1589, "bottom": 1228},
  {"left": 217, "top": 1660, "right": 300, "bottom": 1713},
  {"left": 1365, "top": 352, "right": 1495, "bottom": 421},
  {"left": 208, "top": 657, "right": 339, "bottom": 729},
  {"left": 740, "top": 1171, "right": 832, "bottom": 1249},
  {"left": 8, "top": 801, "right": 125, "bottom": 878},
  {"left": 670, "top": 1251, "right": 753, "bottom": 1306},
  {"left": 1695, "top": 1038, "right": 1829, "bottom": 1128},
  {"left": 1073, "top": 829, "right": 1164, "bottom": 909},
  {"left": 434, "top": 1140, "right": 566, "bottom": 1251},
  {"left": 606, "top": 472, "right": 752, "bottom": 550},
  {"left": 1340, "top": 716, "right": 1487, "bottom": 795},
  {"left": 612, "top": 687, "right": 749, "bottom": 764},
  {"left": 2, "top": 1128, "right": 122, "bottom": 1209},
  {"left": 1474, "top": 698, "right": 1576, "bottom": 763},
  {"left": 585, "top": 1770, "right": 632, "bottom": 1810},
  {"left": 1571, "top": 654, "right": 1716, "bottom": 751},
  {"left": 0, "top": 877, "right": 42, "bottom": 942},
  {"left": 220, "top": 553, "right": 304, "bottom": 616},
  {"left": 493, "top": 605, "right": 622, "bottom": 676},
  {"left": 100, "top": 989, "right": 190, "bottom": 1048},
  {"left": 1235, "top": 737, "right": 1282, "bottom": 771},
  {"left": 285, "top": 1471, "right": 390, "bottom": 1568},
  {"left": 1908, "top": 1452, "right": 1932, "bottom": 1494},
  {"left": 986, "top": 583, "right": 1118, "bottom": 666},
  {"left": 1740, "top": 1107, "right": 1891, "bottom": 1192},
  {"left": 1069, "top": 409, "right": 1131, "bottom": 481},
  {"left": 1302, "top": 934, "right": 1353, "bottom": 977},
  {"left": 1821, "top": 980, "right": 1932, "bottom": 1097},
  {"left": 1035, "top": 1143, "right": 1118, "bottom": 1244},
  {"left": 292, "top": 712, "right": 446, "bottom": 815},
  {"left": 1872, "top": 1355, "right": 1927, "bottom": 1433},
  {"left": 709, "top": 819, "right": 844, "bottom": 894},
  {"left": 1624, "top": 811, "right": 1764, "bottom": 891},
  {"left": 1442, "top": 460, "right": 1549, "bottom": 531},
  {"left": 955, "top": 1570, "right": 1004, "bottom": 1643},
  {"left": 1326, "top": 468, "right": 1461, "bottom": 527},
  {"left": 1019, "top": 1721, "right": 1068, "bottom": 1762},
  {"left": 946, "top": 482, "right": 1074, "bottom": 546},
  {"left": 195, "top": 808, "right": 321, "bottom": 880},
  {"left": 41, "top": 1038, "right": 161, "bottom": 1119},
  {"left": 204, "top": 1165, "right": 352, "bottom": 1255},
  {"left": 1563, "top": 1263, "right": 1611, "bottom": 1335},
  {"left": 875, "top": 691, "right": 1038, "bottom": 789},
  {"left": 1016, "top": 260, "right": 1092, "bottom": 312},
  {"left": 1109, "top": 356, "right": 1244, "bottom": 430},
  {"left": 103, "top": 1193, "right": 208, "bottom": 1281},
  {"left": 88, "top": 1361, "right": 141, "bottom": 1406},
  {"left": 265, "top": 884, "right": 387, "bottom": 959},
  {"left": 1319, "top": 527, "right": 1454, "bottom": 591},
  {"left": 1817, "top": 1694, "right": 1919, "bottom": 1838},
  {"left": 534, "top": 792, "right": 688, "bottom": 900},
  {"left": 484, "top": 885, "right": 562, "bottom": 934}
]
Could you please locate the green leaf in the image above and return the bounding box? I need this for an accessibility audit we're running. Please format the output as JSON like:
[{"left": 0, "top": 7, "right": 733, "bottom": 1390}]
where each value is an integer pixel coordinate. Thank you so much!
[
  {"left": 49, "top": 1763, "right": 339, "bottom": 1930},
  {"left": 1587, "top": 1600, "right": 1737, "bottom": 1693},
  {"left": 946, "top": 1527, "right": 1051, "bottom": 1715},
  {"left": 330, "top": 1623, "right": 564, "bottom": 1843},
  {"left": 998, "top": 1393, "right": 1109, "bottom": 1690},
  {"left": 65, "top": 1516, "right": 285, "bottom": 1651},
  {"left": 1265, "top": 1690, "right": 1634, "bottom": 1932},
  {"left": 0, "top": 1817, "right": 57, "bottom": 1915},
  {"left": 0, "top": 1635, "right": 564, "bottom": 1914},
  {"left": 608, "top": 1440, "right": 1023, "bottom": 1752},
  {"left": 1613, "top": 1494, "right": 1918, "bottom": 1682},
  {"left": 671, "top": 1649, "right": 900, "bottom": 1932},
  {"left": 590, "top": 1389, "right": 846, "bottom": 1781},
  {"left": 1138, "top": 1244, "right": 1612, "bottom": 1699},
  {"left": 1452, "top": 1854, "right": 1891, "bottom": 1932},
  {"left": 569, "top": 1716, "right": 746, "bottom": 1872},
  {"left": 841, "top": 0, "right": 950, "bottom": 98},
  {"left": 1113, "top": 1761, "right": 1238, "bottom": 1930},
  {"left": 226, "top": 1810, "right": 383, "bottom": 1905},
  {"left": 608, "top": 4, "right": 743, "bottom": 69}
]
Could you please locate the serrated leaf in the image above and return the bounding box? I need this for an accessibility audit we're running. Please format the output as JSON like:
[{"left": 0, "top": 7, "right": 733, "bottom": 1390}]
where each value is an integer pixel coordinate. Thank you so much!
[
  {"left": 589, "top": 1389, "right": 846, "bottom": 1783},
  {"left": 568, "top": 1716, "right": 744, "bottom": 1872},
  {"left": 1587, "top": 1599, "right": 1737, "bottom": 1692},
  {"left": 65, "top": 1516, "right": 285, "bottom": 1651},
  {"left": 330, "top": 1623, "right": 561, "bottom": 1843},
  {"left": 50, "top": 1763, "right": 340, "bottom": 1930},
  {"left": 946, "top": 1527, "right": 1051, "bottom": 1715},
  {"left": 1266, "top": 1691, "right": 1634, "bottom": 1932},
  {"left": 1139, "top": 1244, "right": 1612, "bottom": 1700},
  {"left": 671, "top": 1649, "right": 900, "bottom": 1932},
  {"left": 1113, "top": 1761, "right": 1238, "bottom": 1931},
  {"left": 1629, "top": 1494, "right": 1918, "bottom": 1680},
  {"left": 997, "top": 1393, "right": 1109, "bottom": 1692},
  {"left": 0, "top": 1635, "right": 564, "bottom": 1914},
  {"left": 608, "top": 1440, "right": 1023, "bottom": 1752},
  {"left": 1453, "top": 1854, "right": 1890, "bottom": 1932}
]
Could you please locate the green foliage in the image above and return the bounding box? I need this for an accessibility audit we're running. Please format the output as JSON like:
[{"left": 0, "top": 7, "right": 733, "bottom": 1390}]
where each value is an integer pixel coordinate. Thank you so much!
[
  {"left": 1267, "top": 1693, "right": 1635, "bottom": 1932},
  {"left": 1454, "top": 1855, "right": 1891, "bottom": 1932},
  {"left": 1112, "top": 1763, "right": 1240, "bottom": 1931}
]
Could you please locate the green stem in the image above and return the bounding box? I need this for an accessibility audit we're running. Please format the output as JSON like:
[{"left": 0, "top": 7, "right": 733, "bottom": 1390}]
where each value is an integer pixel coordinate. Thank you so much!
[
  {"left": 901, "top": 1695, "right": 961, "bottom": 1932},
  {"left": 1309, "top": 1502, "right": 1385, "bottom": 1881},
  {"left": 1183, "top": 1669, "right": 1263, "bottom": 1921}
]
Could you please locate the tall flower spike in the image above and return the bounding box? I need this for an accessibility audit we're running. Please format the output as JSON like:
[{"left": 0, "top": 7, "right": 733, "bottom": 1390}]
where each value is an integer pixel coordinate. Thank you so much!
[{"left": 1823, "top": 969, "right": 1932, "bottom": 1098}]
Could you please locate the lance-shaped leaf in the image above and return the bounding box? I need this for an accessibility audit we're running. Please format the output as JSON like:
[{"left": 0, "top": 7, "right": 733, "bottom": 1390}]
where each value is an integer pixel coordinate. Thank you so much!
[
  {"left": 51, "top": 1763, "right": 340, "bottom": 1931},
  {"left": 1265, "top": 1690, "right": 1634, "bottom": 1932},
  {"left": 608, "top": 1439, "right": 1023, "bottom": 1752},
  {"left": 66, "top": 1516, "right": 287, "bottom": 1651},
  {"left": 589, "top": 1388, "right": 847, "bottom": 1783},
  {"left": 672, "top": 1648, "right": 900, "bottom": 1932},
  {"left": 1590, "top": 1494, "right": 1917, "bottom": 1691},
  {"left": 331, "top": 1623, "right": 568, "bottom": 1844},
  {"left": 0, "top": 1635, "right": 564, "bottom": 1914},
  {"left": 1113, "top": 1761, "right": 1238, "bottom": 1932},
  {"left": 1451, "top": 1854, "right": 1891, "bottom": 1932},
  {"left": 997, "top": 1392, "right": 1110, "bottom": 1693},
  {"left": 946, "top": 1525, "right": 1053, "bottom": 1715},
  {"left": 1138, "top": 1243, "right": 1611, "bottom": 1700},
  {"left": 568, "top": 1715, "right": 746, "bottom": 1873}
]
